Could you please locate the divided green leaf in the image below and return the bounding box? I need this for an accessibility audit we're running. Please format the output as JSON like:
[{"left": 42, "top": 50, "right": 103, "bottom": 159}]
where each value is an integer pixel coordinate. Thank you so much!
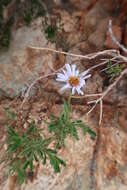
[
  {"left": 48, "top": 99, "right": 96, "bottom": 148},
  {"left": 5, "top": 122, "right": 65, "bottom": 184},
  {"left": 3, "top": 99, "right": 96, "bottom": 185}
]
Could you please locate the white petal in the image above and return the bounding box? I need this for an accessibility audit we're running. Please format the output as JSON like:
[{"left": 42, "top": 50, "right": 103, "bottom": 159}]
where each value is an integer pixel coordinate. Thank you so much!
[
  {"left": 79, "top": 78, "right": 85, "bottom": 87},
  {"left": 80, "top": 90, "right": 84, "bottom": 95},
  {"left": 62, "top": 69, "right": 68, "bottom": 75},
  {"left": 57, "top": 73, "right": 68, "bottom": 80},
  {"left": 56, "top": 78, "right": 67, "bottom": 82},
  {"left": 72, "top": 87, "right": 76, "bottom": 95},
  {"left": 75, "top": 70, "right": 79, "bottom": 77},
  {"left": 60, "top": 83, "right": 71, "bottom": 92},
  {"left": 65, "top": 64, "right": 72, "bottom": 75},
  {"left": 83, "top": 74, "right": 91, "bottom": 80},
  {"left": 72, "top": 64, "right": 76, "bottom": 76},
  {"left": 62, "top": 69, "right": 69, "bottom": 79},
  {"left": 76, "top": 87, "right": 84, "bottom": 95},
  {"left": 80, "top": 70, "right": 89, "bottom": 77},
  {"left": 62, "top": 69, "right": 66, "bottom": 74}
]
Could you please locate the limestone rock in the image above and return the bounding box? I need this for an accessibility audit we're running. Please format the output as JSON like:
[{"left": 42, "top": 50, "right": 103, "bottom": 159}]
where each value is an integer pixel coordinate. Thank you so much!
[
  {"left": 88, "top": 18, "right": 109, "bottom": 48},
  {"left": 104, "top": 76, "right": 127, "bottom": 106},
  {"left": 0, "top": 18, "right": 55, "bottom": 98}
]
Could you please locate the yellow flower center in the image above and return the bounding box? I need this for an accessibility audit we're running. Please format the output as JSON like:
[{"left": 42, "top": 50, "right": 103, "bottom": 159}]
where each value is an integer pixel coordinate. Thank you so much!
[{"left": 69, "top": 76, "right": 80, "bottom": 87}]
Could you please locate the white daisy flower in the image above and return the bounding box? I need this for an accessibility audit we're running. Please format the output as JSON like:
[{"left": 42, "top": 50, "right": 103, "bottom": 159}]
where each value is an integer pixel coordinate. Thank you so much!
[{"left": 56, "top": 64, "right": 91, "bottom": 95}]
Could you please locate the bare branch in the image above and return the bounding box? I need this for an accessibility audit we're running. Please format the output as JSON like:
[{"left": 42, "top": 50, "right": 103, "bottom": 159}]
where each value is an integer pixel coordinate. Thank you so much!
[
  {"left": 87, "top": 68, "right": 127, "bottom": 113},
  {"left": 28, "top": 46, "right": 119, "bottom": 60},
  {"left": 99, "top": 100, "right": 103, "bottom": 125},
  {"left": 100, "top": 61, "right": 123, "bottom": 73},
  {"left": 20, "top": 73, "right": 56, "bottom": 108},
  {"left": 71, "top": 93, "right": 102, "bottom": 99},
  {"left": 109, "top": 20, "right": 127, "bottom": 53},
  {"left": 88, "top": 56, "right": 119, "bottom": 72},
  {"left": 86, "top": 103, "right": 97, "bottom": 115}
]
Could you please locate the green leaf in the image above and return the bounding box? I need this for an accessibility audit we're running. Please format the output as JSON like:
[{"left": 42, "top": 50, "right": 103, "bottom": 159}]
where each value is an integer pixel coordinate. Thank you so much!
[
  {"left": 48, "top": 124, "right": 56, "bottom": 133},
  {"left": 27, "top": 122, "right": 37, "bottom": 134},
  {"left": 8, "top": 125, "right": 18, "bottom": 136},
  {"left": 5, "top": 108, "right": 16, "bottom": 120},
  {"left": 48, "top": 153, "right": 66, "bottom": 173},
  {"left": 86, "top": 127, "right": 96, "bottom": 139},
  {"left": 106, "top": 60, "right": 124, "bottom": 78},
  {"left": 29, "top": 160, "right": 33, "bottom": 172},
  {"left": 46, "top": 149, "right": 57, "bottom": 154},
  {"left": 17, "top": 167, "right": 26, "bottom": 185},
  {"left": 37, "top": 150, "right": 45, "bottom": 164},
  {"left": 43, "top": 152, "right": 46, "bottom": 165},
  {"left": 70, "top": 125, "right": 79, "bottom": 140},
  {"left": 61, "top": 99, "right": 70, "bottom": 122},
  {"left": 8, "top": 143, "right": 21, "bottom": 153},
  {"left": 73, "top": 120, "right": 96, "bottom": 139},
  {"left": 55, "top": 143, "right": 61, "bottom": 149},
  {"left": 23, "top": 161, "right": 30, "bottom": 170}
]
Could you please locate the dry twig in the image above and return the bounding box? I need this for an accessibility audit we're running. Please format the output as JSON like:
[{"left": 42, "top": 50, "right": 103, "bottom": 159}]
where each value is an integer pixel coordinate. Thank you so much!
[
  {"left": 109, "top": 20, "right": 127, "bottom": 53},
  {"left": 99, "top": 100, "right": 103, "bottom": 125},
  {"left": 20, "top": 73, "right": 56, "bottom": 108},
  {"left": 28, "top": 46, "right": 119, "bottom": 60},
  {"left": 87, "top": 68, "right": 127, "bottom": 113}
]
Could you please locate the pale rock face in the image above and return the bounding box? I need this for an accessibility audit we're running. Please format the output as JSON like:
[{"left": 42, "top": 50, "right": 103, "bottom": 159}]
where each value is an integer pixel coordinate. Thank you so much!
[
  {"left": 66, "top": 0, "right": 91, "bottom": 10},
  {"left": 59, "top": 11, "right": 77, "bottom": 33},
  {"left": 0, "top": 18, "right": 55, "bottom": 99}
]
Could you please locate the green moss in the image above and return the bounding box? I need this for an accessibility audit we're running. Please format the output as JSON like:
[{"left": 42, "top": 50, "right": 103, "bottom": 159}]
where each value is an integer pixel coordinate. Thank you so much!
[
  {"left": 0, "top": 25, "right": 11, "bottom": 48},
  {"left": 24, "top": 11, "right": 33, "bottom": 26},
  {"left": 24, "top": 0, "right": 46, "bottom": 26},
  {"left": 0, "top": 0, "right": 13, "bottom": 49},
  {"left": 44, "top": 24, "right": 57, "bottom": 42}
]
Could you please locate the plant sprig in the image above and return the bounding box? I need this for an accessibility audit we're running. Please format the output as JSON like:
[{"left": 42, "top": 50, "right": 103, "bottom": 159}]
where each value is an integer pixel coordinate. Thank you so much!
[
  {"left": 2, "top": 98, "right": 96, "bottom": 185},
  {"left": 48, "top": 99, "right": 96, "bottom": 149},
  {"left": 5, "top": 122, "right": 66, "bottom": 184},
  {"left": 106, "top": 60, "right": 124, "bottom": 79}
]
